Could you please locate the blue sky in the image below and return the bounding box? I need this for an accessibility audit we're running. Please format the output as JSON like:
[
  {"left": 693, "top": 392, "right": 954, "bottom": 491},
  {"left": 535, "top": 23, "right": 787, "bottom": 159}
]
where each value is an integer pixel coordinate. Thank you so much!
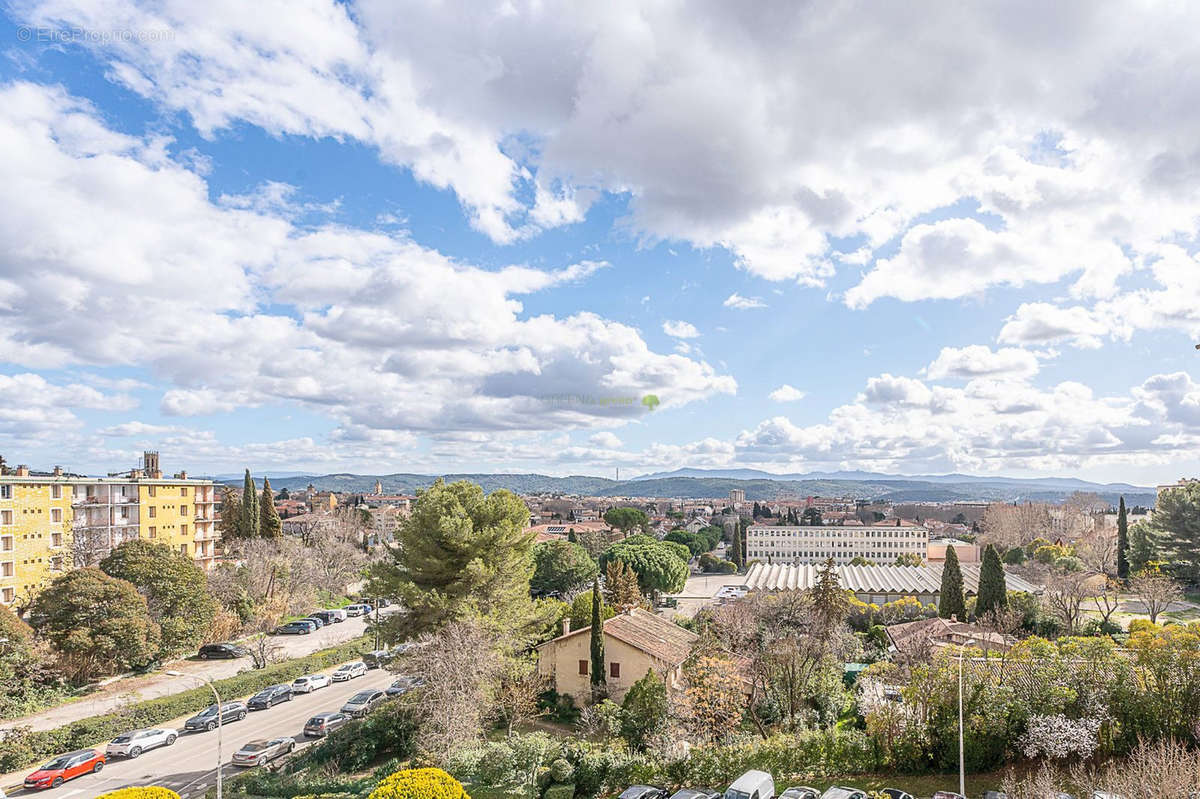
[{"left": 0, "top": 2, "right": 1198, "bottom": 484}]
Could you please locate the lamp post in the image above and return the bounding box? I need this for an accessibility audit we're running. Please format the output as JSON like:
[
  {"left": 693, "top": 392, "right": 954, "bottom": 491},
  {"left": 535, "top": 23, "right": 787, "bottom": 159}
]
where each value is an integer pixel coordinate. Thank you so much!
[
  {"left": 166, "top": 670, "right": 224, "bottom": 799},
  {"left": 958, "top": 638, "right": 976, "bottom": 798}
]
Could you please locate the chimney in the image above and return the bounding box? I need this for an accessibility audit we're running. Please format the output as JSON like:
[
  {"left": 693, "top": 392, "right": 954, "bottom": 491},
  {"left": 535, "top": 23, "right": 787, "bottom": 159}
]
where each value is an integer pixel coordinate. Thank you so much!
[
  {"left": 561, "top": 618, "right": 570, "bottom": 636},
  {"left": 179, "top": 470, "right": 187, "bottom": 480},
  {"left": 52, "top": 465, "right": 62, "bottom": 477},
  {"left": 16, "top": 464, "right": 29, "bottom": 477}
]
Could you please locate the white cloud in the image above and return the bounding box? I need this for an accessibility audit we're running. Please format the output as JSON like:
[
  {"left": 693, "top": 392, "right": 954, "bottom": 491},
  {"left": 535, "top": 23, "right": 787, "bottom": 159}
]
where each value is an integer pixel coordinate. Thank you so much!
[
  {"left": 588, "top": 431, "right": 622, "bottom": 449},
  {"left": 768, "top": 385, "right": 806, "bottom": 403},
  {"left": 998, "top": 303, "right": 1109, "bottom": 349},
  {"left": 662, "top": 320, "right": 700, "bottom": 339},
  {"left": 723, "top": 292, "right": 767, "bottom": 310},
  {"left": 925, "top": 345, "right": 1040, "bottom": 380}
]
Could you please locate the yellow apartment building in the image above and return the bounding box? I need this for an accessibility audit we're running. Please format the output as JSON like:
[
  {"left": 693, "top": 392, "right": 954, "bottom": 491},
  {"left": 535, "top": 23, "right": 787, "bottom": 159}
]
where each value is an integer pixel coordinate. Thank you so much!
[{"left": 0, "top": 452, "right": 218, "bottom": 608}]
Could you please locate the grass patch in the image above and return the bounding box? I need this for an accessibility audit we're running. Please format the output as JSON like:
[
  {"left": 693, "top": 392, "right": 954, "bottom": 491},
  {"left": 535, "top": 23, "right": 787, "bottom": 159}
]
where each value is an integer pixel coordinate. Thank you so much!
[{"left": 0, "top": 635, "right": 372, "bottom": 773}]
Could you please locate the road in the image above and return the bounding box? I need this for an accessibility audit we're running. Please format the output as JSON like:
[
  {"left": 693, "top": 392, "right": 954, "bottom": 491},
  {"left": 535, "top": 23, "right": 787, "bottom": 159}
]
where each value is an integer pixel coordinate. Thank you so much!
[
  {"left": 10, "top": 611, "right": 389, "bottom": 733},
  {"left": 2, "top": 667, "right": 397, "bottom": 799}
]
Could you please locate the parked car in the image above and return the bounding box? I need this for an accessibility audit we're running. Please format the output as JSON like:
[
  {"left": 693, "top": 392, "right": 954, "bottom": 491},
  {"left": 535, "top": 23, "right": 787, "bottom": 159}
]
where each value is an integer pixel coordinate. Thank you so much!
[
  {"left": 232, "top": 737, "right": 296, "bottom": 767},
  {"left": 619, "top": 787, "right": 668, "bottom": 799},
  {"left": 332, "top": 661, "right": 368, "bottom": 681},
  {"left": 932, "top": 793, "right": 967, "bottom": 799},
  {"left": 292, "top": 673, "right": 333, "bottom": 693},
  {"left": 185, "top": 702, "right": 248, "bottom": 731},
  {"left": 671, "top": 790, "right": 722, "bottom": 799},
  {"left": 981, "top": 793, "right": 1007, "bottom": 799},
  {"left": 274, "top": 620, "right": 317, "bottom": 635},
  {"left": 301, "top": 615, "right": 326, "bottom": 628},
  {"left": 311, "top": 609, "right": 347, "bottom": 624},
  {"left": 364, "top": 649, "right": 397, "bottom": 669},
  {"left": 726, "top": 771, "right": 775, "bottom": 799},
  {"left": 341, "top": 688, "right": 386, "bottom": 717},
  {"left": 344, "top": 603, "right": 372, "bottom": 616},
  {"left": 881, "top": 791, "right": 915, "bottom": 799},
  {"left": 304, "top": 712, "right": 351, "bottom": 737},
  {"left": 386, "top": 677, "right": 415, "bottom": 697},
  {"left": 24, "top": 751, "right": 105, "bottom": 790},
  {"left": 198, "top": 642, "right": 249, "bottom": 659},
  {"left": 105, "top": 728, "right": 177, "bottom": 758},
  {"left": 820, "top": 790, "right": 866, "bottom": 799},
  {"left": 780, "top": 789, "right": 820, "bottom": 799},
  {"left": 247, "top": 684, "right": 293, "bottom": 709}
]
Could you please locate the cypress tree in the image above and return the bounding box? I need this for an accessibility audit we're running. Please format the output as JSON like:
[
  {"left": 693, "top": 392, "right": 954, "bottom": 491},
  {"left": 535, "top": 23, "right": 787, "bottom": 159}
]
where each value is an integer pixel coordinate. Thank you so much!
[
  {"left": 260, "top": 477, "right": 282, "bottom": 540},
  {"left": 939, "top": 545, "right": 966, "bottom": 620},
  {"left": 1116, "top": 496, "right": 1130, "bottom": 579},
  {"left": 241, "top": 469, "right": 260, "bottom": 538},
  {"left": 590, "top": 576, "right": 605, "bottom": 699},
  {"left": 730, "top": 519, "right": 745, "bottom": 568},
  {"left": 976, "top": 544, "right": 1007, "bottom": 617}
]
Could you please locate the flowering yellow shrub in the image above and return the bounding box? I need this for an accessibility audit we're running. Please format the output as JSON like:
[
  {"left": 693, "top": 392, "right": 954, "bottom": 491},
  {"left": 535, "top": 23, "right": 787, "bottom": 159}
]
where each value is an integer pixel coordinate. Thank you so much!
[
  {"left": 95, "top": 788, "right": 182, "bottom": 799},
  {"left": 368, "top": 767, "right": 471, "bottom": 799}
]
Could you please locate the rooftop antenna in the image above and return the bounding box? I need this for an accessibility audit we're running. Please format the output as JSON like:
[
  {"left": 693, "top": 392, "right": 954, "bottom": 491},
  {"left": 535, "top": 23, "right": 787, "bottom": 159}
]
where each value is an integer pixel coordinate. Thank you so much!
[{"left": 616, "top": 466, "right": 619, "bottom": 481}]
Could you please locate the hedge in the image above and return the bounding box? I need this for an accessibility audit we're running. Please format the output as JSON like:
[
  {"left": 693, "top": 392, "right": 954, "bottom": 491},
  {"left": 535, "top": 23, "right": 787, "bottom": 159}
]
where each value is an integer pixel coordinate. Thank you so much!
[
  {"left": 0, "top": 636, "right": 371, "bottom": 772},
  {"left": 96, "top": 789, "right": 182, "bottom": 799}
]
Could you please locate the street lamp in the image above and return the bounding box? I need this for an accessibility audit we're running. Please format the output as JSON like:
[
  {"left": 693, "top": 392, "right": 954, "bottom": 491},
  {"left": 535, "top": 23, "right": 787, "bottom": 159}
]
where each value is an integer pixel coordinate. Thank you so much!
[
  {"left": 166, "top": 670, "right": 224, "bottom": 799},
  {"left": 957, "top": 638, "right": 977, "bottom": 799}
]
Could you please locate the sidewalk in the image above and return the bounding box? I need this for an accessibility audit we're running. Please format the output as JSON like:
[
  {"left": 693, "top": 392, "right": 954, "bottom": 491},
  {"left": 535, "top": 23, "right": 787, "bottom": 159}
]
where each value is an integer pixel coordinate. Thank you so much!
[{"left": 5, "top": 612, "right": 382, "bottom": 733}]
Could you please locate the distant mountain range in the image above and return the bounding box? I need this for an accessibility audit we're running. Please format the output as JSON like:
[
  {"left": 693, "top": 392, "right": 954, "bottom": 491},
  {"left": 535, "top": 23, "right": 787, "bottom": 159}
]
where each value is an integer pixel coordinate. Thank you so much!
[{"left": 213, "top": 468, "right": 1157, "bottom": 506}]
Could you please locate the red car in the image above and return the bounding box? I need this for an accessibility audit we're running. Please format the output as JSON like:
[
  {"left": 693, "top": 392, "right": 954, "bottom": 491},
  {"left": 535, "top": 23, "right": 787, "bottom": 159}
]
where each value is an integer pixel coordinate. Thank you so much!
[{"left": 23, "top": 749, "right": 105, "bottom": 790}]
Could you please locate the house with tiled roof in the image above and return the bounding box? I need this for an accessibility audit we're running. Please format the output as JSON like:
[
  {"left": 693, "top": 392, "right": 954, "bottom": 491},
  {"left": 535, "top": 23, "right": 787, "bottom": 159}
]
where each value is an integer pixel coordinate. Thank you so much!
[
  {"left": 886, "top": 616, "right": 1014, "bottom": 662},
  {"left": 535, "top": 608, "right": 700, "bottom": 703}
]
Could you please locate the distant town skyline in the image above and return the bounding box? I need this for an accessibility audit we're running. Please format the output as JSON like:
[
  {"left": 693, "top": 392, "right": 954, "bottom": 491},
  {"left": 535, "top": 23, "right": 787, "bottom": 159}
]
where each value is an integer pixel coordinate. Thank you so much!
[{"left": 1, "top": 4, "right": 1199, "bottom": 484}]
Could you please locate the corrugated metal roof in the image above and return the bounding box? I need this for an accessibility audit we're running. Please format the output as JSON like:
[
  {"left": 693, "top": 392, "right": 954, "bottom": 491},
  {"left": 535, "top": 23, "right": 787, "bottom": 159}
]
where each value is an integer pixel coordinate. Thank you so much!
[{"left": 743, "top": 562, "right": 1039, "bottom": 594}]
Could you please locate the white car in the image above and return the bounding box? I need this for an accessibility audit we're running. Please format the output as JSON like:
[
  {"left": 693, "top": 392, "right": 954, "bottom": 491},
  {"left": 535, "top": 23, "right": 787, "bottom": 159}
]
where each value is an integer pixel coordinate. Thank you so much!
[
  {"left": 291, "top": 673, "right": 332, "bottom": 693},
  {"left": 106, "top": 728, "right": 178, "bottom": 758},
  {"left": 331, "top": 661, "right": 367, "bottom": 681}
]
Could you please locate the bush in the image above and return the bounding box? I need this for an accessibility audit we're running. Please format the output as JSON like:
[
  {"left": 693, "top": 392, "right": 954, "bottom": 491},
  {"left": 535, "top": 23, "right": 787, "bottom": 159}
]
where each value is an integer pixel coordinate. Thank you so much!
[
  {"left": 544, "top": 784, "right": 575, "bottom": 799},
  {"left": 291, "top": 702, "right": 419, "bottom": 773},
  {"left": 0, "top": 636, "right": 371, "bottom": 772},
  {"left": 549, "top": 758, "right": 575, "bottom": 783},
  {"left": 368, "top": 767, "right": 471, "bottom": 799},
  {"left": 96, "top": 789, "right": 182, "bottom": 799},
  {"left": 1002, "top": 547, "right": 1027, "bottom": 565}
]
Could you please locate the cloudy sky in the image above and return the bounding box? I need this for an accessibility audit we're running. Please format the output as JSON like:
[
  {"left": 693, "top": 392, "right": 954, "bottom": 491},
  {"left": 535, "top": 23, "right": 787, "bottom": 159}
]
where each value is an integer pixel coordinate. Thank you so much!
[{"left": 1, "top": 1, "right": 1199, "bottom": 483}]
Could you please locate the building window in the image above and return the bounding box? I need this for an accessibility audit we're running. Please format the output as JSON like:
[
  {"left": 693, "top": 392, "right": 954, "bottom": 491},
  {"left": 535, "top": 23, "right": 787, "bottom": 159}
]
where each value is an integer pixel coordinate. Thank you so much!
[
  {"left": 179, "top": 543, "right": 188, "bottom": 556},
  {"left": 148, "top": 485, "right": 156, "bottom": 497},
  {"left": 181, "top": 486, "right": 188, "bottom": 496},
  {"left": 50, "top": 556, "right": 63, "bottom": 571},
  {"left": 51, "top": 484, "right": 61, "bottom": 499},
  {"left": 148, "top": 526, "right": 156, "bottom": 539},
  {"left": 1, "top": 588, "right": 12, "bottom": 604},
  {"left": 148, "top": 507, "right": 156, "bottom": 518},
  {"left": 0, "top": 536, "right": 10, "bottom": 551},
  {"left": 120, "top": 506, "right": 129, "bottom": 519},
  {"left": 577, "top": 659, "right": 588, "bottom": 676},
  {"left": 51, "top": 532, "right": 62, "bottom": 548},
  {"left": 0, "top": 510, "right": 10, "bottom": 525},
  {"left": 51, "top": 508, "right": 62, "bottom": 523},
  {"left": 609, "top": 662, "right": 620, "bottom": 678},
  {"left": 0, "top": 486, "right": 9, "bottom": 499},
  {"left": 0, "top": 561, "right": 12, "bottom": 577},
  {"left": 181, "top": 523, "right": 188, "bottom": 536},
  {"left": 180, "top": 505, "right": 188, "bottom": 516}
]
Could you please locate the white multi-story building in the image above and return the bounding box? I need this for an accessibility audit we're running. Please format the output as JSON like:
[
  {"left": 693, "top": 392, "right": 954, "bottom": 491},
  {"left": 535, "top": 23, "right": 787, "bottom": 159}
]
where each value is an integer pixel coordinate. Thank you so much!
[{"left": 746, "top": 523, "right": 928, "bottom": 566}]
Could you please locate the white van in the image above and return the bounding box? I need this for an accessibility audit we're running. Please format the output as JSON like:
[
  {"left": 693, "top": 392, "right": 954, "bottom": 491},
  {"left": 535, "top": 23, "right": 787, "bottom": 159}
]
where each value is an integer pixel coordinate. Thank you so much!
[
  {"left": 725, "top": 771, "right": 775, "bottom": 799},
  {"left": 324, "top": 608, "right": 348, "bottom": 622}
]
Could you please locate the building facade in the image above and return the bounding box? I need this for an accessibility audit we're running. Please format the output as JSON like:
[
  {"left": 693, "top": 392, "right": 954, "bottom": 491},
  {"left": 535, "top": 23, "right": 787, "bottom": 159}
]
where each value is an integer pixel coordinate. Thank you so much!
[
  {"left": 746, "top": 523, "right": 928, "bottom": 566},
  {"left": 0, "top": 456, "right": 217, "bottom": 607}
]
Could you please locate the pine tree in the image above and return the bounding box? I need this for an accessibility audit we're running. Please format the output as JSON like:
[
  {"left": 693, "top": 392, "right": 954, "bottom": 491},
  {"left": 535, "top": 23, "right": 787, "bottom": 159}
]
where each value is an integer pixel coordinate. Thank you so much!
[
  {"left": 939, "top": 545, "right": 966, "bottom": 620},
  {"left": 241, "top": 469, "right": 260, "bottom": 538},
  {"left": 260, "top": 477, "right": 282, "bottom": 540},
  {"left": 810, "top": 557, "right": 849, "bottom": 636},
  {"left": 1116, "top": 496, "right": 1130, "bottom": 579},
  {"left": 1128, "top": 520, "right": 1158, "bottom": 575},
  {"left": 590, "top": 575, "right": 605, "bottom": 699},
  {"left": 975, "top": 544, "right": 1007, "bottom": 617},
  {"left": 1149, "top": 481, "right": 1200, "bottom": 582}
]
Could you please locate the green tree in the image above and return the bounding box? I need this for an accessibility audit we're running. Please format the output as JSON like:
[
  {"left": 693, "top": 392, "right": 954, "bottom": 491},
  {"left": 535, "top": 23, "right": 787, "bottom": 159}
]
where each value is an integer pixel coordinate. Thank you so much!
[
  {"left": 217, "top": 485, "right": 243, "bottom": 539},
  {"left": 730, "top": 518, "right": 745, "bottom": 568},
  {"left": 531, "top": 540, "right": 598, "bottom": 595},
  {"left": 975, "top": 544, "right": 1008, "bottom": 618},
  {"left": 366, "top": 479, "right": 549, "bottom": 645},
  {"left": 604, "top": 560, "right": 643, "bottom": 612},
  {"left": 568, "top": 587, "right": 615, "bottom": 630},
  {"left": 810, "top": 557, "right": 850, "bottom": 635},
  {"left": 99, "top": 540, "right": 216, "bottom": 657},
  {"left": 241, "top": 469, "right": 260, "bottom": 539},
  {"left": 1128, "top": 520, "right": 1159, "bottom": 574},
  {"left": 29, "top": 568, "right": 160, "bottom": 682},
  {"left": 894, "top": 552, "right": 923, "bottom": 566},
  {"left": 602, "top": 534, "right": 688, "bottom": 601},
  {"left": 0, "top": 604, "right": 62, "bottom": 718},
  {"left": 619, "top": 670, "right": 668, "bottom": 750},
  {"left": 603, "top": 507, "right": 649, "bottom": 537},
  {"left": 939, "top": 546, "right": 967, "bottom": 620},
  {"left": 259, "top": 476, "right": 282, "bottom": 540},
  {"left": 1116, "top": 496, "right": 1130, "bottom": 579},
  {"left": 1149, "top": 482, "right": 1200, "bottom": 582},
  {"left": 1003, "top": 546, "right": 1027, "bottom": 566},
  {"left": 801, "top": 507, "right": 823, "bottom": 526},
  {"left": 589, "top": 576, "right": 605, "bottom": 699}
]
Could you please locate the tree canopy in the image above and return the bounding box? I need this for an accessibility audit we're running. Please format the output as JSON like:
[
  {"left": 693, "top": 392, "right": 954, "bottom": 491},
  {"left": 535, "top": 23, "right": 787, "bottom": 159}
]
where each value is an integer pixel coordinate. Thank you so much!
[
  {"left": 531, "top": 540, "right": 598, "bottom": 595},
  {"left": 367, "top": 479, "right": 549, "bottom": 645},
  {"left": 976, "top": 543, "right": 1008, "bottom": 618},
  {"left": 29, "top": 568, "right": 160, "bottom": 682},
  {"left": 99, "top": 539, "right": 216, "bottom": 657},
  {"left": 1149, "top": 482, "right": 1200, "bottom": 582},
  {"left": 603, "top": 507, "right": 649, "bottom": 536},
  {"left": 601, "top": 534, "right": 689, "bottom": 599},
  {"left": 620, "top": 670, "right": 668, "bottom": 750},
  {"left": 938, "top": 546, "right": 967, "bottom": 620}
]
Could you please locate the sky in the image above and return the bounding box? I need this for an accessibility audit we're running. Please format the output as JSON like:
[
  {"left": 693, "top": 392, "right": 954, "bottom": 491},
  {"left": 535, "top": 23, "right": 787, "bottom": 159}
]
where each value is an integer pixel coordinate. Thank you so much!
[{"left": 0, "top": 2, "right": 1198, "bottom": 484}]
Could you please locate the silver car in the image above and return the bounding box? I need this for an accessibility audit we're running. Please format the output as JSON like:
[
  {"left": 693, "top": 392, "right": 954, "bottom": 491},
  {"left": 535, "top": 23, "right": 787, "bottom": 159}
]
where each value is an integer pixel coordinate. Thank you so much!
[
  {"left": 292, "top": 673, "right": 332, "bottom": 693},
  {"left": 106, "top": 728, "right": 177, "bottom": 758},
  {"left": 341, "top": 689, "right": 385, "bottom": 717},
  {"left": 231, "top": 737, "right": 295, "bottom": 767}
]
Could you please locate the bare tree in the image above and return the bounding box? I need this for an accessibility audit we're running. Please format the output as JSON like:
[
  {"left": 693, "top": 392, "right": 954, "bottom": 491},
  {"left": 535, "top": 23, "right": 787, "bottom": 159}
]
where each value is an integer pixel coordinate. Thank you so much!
[
  {"left": 1074, "top": 527, "right": 1118, "bottom": 575},
  {"left": 69, "top": 514, "right": 112, "bottom": 567},
  {"left": 1042, "top": 571, "right": 1094, "bottom": 634},
  {"left": 1128, "top": 572, "right": 1183, "bottom": 624},
  {"left": 494, "top": 658, "right": 546, "bottom": 737},
  {"left": 244, "top": 614, "right": 285, "bottom": 669},
  {"left": 980, "top": 502, "right": 1052, "bottom": 549},
  {"left": 1090, "top": 577, "right": 1122, "bottom": 628}
]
